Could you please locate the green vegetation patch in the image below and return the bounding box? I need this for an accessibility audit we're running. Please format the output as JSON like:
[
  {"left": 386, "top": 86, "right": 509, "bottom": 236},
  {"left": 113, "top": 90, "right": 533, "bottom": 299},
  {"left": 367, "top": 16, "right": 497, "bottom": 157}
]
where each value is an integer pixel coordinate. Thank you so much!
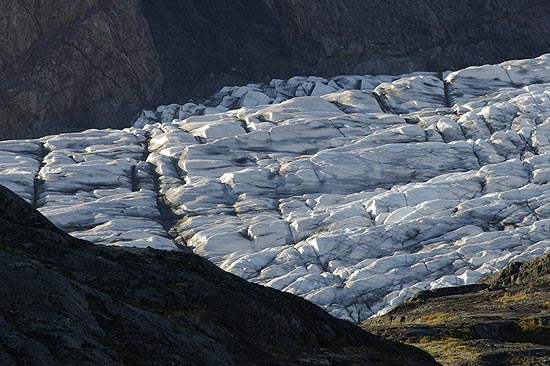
[
  {"left": 406, "top": 337, "right": 481, "bottom": 366},
  {"left": 503, "top": 317, "right": 550, "bottom": 345}
]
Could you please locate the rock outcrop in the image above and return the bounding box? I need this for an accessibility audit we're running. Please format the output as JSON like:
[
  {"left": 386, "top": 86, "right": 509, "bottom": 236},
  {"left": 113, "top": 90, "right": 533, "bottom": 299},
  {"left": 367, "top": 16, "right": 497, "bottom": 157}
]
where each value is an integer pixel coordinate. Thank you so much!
[
  {"left": 0, "top": 184, "right": 438, "bottom": 366},
  {"left": 2, "top": 0, "right": 550, "bottom": 139},
  {"left": 363, "top": 254, "right": 550, "bottom": 365}
]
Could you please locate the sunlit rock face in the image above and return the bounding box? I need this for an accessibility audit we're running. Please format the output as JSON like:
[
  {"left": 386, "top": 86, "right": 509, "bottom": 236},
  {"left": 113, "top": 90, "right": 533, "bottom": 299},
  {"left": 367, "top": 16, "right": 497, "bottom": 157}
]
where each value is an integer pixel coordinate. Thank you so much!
[{"left": 3, "top": 54, "right": 550, "bottom": 321}]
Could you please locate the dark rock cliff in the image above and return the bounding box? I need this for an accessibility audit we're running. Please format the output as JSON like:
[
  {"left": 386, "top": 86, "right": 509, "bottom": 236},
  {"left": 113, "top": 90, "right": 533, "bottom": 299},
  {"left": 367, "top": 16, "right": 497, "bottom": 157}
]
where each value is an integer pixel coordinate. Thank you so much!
[
  {"left": 0, "top": 0, "right": 162, "bottom": 140},
  {"left": 0, "top": 184, "right": 439, "bottom": 365},
  {"left": 2, "top": 0, "right": 550, "bottom": 139}
]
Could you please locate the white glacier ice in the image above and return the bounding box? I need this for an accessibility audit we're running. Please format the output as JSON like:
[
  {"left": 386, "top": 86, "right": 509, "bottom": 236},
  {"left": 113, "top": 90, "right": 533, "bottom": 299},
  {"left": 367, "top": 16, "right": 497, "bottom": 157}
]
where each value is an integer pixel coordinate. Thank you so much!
[{"left": 3, "top": 54, "right": 550, "bottom": 321}]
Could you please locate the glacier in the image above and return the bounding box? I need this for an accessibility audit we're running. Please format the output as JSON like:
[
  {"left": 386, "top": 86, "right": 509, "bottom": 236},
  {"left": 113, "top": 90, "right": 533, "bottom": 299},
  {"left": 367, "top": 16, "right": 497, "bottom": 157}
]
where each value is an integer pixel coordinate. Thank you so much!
[{"left": 3, "top": 54, "right": 550, "bottom": 321}]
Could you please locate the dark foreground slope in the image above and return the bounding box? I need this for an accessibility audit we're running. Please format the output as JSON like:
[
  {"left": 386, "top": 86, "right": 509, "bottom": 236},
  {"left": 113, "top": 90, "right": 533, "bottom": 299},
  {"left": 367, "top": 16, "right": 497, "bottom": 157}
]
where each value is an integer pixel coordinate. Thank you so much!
[
  {"left": 0, "top": 184, "right": 437, "bottom": 366},
  {"left": 2, "top": 0, "right": 550, "bottom": 139},
  {"left": 364, "top": 255, "right": 550, "bottom": 366}
]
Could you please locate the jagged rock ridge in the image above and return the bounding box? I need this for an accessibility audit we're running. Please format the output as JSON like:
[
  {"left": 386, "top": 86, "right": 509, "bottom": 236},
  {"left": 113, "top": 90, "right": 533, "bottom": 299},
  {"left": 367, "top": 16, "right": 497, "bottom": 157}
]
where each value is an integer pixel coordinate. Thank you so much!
[{"left": 2, "top": 55, "right": 550, "bottom": 322}]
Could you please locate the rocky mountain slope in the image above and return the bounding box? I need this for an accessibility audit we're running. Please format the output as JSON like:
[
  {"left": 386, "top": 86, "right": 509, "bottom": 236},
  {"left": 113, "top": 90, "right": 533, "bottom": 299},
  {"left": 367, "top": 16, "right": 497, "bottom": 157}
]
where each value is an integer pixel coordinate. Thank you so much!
[
  {"left": 0, "top": 0, "right": 161, "bottom": 140},
  {"left": 2, "top": 54, "right": 550, "bottom": 323},
  {"left": 363, "top": 254, "right": 550, "bottom": 366},
  {"left": 2, "top": 0, "right": 550, "bottom": 139},
  {"left": 0, "top": 184, "right": 438, "bottom": 366}
]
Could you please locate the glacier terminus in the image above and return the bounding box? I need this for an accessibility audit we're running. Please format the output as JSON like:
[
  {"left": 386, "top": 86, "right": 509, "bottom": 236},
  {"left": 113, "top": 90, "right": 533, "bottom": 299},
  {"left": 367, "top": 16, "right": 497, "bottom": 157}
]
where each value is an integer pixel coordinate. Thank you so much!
[{"left": 3, "top": 54, "right": 550, "bottom": 322}]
